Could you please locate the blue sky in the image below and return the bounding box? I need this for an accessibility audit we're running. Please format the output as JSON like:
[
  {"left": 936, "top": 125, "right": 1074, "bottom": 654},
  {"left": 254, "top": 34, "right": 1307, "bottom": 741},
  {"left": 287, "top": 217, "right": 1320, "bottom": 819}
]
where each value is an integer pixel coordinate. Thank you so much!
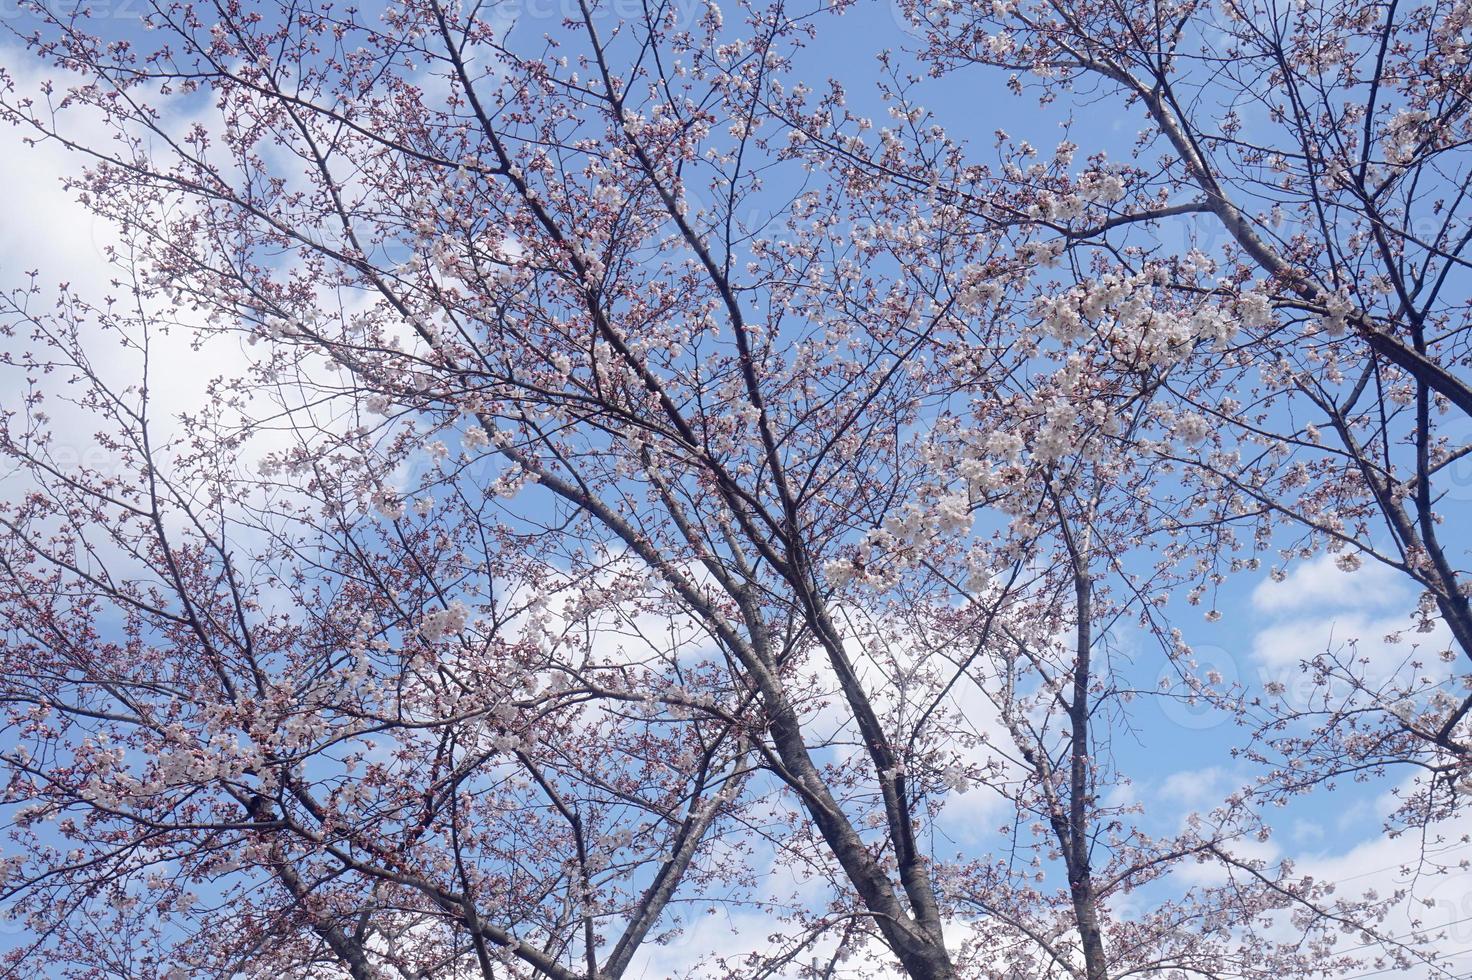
[{"left": 1, "top": 0, "right": 1470, "bottom": 975}]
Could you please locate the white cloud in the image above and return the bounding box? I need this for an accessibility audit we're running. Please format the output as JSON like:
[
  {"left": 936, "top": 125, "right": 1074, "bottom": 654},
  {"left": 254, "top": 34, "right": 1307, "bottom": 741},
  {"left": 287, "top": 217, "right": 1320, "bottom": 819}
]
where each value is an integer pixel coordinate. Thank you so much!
[
  {"left": 1213, "top": 553, "right": 1469, "bottom": 973},
  {"left": 1294, "top": 783, "right": 1472, "bottom": 978},
  {"left": 1252, "top": 610, "right": 1452, "bottom": 671},
  {"left": 1157, "top": 765, "right": 1232, "bottom": 807},
  {"left": 0, "top": 49, "right": 258, "bottom": 456},
  {"left": 1251, "top": 553, "right": 1408, "bottom": 615}
]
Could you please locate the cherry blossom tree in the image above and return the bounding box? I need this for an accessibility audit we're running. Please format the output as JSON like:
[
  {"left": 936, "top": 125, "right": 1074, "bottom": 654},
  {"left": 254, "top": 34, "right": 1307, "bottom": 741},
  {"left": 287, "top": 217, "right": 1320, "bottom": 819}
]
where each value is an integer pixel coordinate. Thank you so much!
[
  {"left": 0, "top": 0, "right": 1466, "bottom": 977},
  {"left": 886, "top": 0, "right": 1472, "bottom": 838},
  {"left": 0, "top": 281, "right": 758, "bottom": 977}
]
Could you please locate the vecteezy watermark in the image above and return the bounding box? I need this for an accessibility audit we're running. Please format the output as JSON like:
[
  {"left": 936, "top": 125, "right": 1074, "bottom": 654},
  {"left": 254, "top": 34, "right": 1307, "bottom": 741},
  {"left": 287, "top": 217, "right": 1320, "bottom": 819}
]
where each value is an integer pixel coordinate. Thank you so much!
[
  {"left": 1154, "top": 636, "right": 1414, "bottom": 733},
  {"left": 0, "top": 0, "right": 706, "bottom": 26},
  {"left": 1413, "top": 870, "right": 1472, "bottom": 955},
  {"left": 1156, "top": 642, "right": 1242, "bottom": 730},
  {"left": 1431, "top": 413, "right": 1472, "bottom": 504},
  {"left": 886, "top": 0, "right": 926, "bottom": 39},
  {"left": 506, "top": 0, "right": 702, "bottom": 29},
  {"left": 0, "top": 0, "right": 151, "bottom": 21}
]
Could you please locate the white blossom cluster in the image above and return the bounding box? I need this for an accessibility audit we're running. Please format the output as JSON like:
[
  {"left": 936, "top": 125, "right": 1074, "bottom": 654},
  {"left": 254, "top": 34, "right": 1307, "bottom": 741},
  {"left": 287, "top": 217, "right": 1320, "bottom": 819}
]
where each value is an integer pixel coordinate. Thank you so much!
[
  {"left": 825, "top": 494, "right": 972, "bottom": 589},
  {"left": 1383, "top": 109, "right": 1430, "bottom": 165},
  {"left": 420, "top": 601, "right": 469, "bottom": 643},
  {"left": 1034, "top": 269, "right": 1260, "bottom": 367}
]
